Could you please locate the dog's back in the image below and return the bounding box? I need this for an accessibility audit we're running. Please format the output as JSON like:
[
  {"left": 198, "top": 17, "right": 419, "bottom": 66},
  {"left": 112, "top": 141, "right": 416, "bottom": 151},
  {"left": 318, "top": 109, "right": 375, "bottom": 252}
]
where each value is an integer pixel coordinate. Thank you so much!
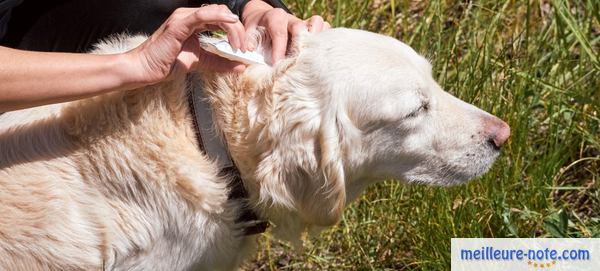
[
  {"left": 0, "top": 41, "right": 248, "bottom": 270},
  {"left": 0, "top": 103, "right": 110, "bottom": 269}
]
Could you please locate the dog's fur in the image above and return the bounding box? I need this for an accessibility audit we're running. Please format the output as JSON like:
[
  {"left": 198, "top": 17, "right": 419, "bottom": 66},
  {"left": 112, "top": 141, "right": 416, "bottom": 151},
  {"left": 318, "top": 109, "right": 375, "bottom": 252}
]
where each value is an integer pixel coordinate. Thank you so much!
[{"left": 0, "top": 28, "right": 509, "bottom": 270}]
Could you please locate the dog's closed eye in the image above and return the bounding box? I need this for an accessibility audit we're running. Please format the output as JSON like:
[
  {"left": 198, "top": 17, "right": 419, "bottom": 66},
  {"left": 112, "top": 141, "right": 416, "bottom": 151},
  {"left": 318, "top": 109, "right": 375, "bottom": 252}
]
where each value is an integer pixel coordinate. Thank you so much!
[{"left": 404, "top": 101, "right": 430, "bottom": 118}]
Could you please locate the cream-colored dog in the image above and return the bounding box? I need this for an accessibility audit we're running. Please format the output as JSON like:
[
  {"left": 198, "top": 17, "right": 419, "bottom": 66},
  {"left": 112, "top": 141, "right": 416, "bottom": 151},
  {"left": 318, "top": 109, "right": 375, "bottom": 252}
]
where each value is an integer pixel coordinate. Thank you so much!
[{"left": 0, "top": 28, "right": 509, "bottom": 270}]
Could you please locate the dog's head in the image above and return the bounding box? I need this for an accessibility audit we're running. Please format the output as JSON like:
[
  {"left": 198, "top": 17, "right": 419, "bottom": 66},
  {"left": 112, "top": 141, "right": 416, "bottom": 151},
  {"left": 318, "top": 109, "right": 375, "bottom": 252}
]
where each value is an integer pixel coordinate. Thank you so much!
[{"left": 230, "top": 28, "right": 509, "bottom": 239}]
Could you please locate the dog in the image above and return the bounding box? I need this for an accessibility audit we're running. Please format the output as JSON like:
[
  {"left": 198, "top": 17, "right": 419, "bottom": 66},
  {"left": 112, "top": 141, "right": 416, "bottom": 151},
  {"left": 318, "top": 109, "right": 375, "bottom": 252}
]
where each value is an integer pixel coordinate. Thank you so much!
[{"left": 0, "top": 28, "right": 510, "bottom": 270}]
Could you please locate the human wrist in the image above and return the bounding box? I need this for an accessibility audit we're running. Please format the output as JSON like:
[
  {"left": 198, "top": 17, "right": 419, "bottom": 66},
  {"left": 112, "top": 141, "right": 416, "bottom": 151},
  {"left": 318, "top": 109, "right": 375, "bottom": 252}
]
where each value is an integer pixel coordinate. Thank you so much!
[{"left": 113, "top": 51, "right": 150, "bottom": 90}]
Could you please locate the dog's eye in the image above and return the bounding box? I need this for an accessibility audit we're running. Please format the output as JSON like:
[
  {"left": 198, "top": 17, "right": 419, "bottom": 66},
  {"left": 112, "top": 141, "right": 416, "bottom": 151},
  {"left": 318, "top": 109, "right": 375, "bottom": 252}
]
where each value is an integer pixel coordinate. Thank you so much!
[{"left": 405, "top": 101, "right": 429, "bottom": 118}]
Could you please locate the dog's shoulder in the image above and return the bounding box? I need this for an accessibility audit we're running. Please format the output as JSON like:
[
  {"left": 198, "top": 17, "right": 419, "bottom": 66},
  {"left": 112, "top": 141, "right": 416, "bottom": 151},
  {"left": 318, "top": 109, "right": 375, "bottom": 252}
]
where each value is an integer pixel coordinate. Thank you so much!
[{"left": 90, "top": 33, "right": 148, "bottom": 55}]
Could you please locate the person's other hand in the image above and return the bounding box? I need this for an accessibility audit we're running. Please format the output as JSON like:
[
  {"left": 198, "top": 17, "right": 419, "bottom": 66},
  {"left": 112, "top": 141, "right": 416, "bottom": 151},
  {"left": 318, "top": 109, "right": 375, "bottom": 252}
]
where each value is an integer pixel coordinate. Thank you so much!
[
  {"left": 241, "top": 0, "right": 331, "bottom": 64},
  {"left": 125, "top": 5, "right": 248, "bottom": 86}
]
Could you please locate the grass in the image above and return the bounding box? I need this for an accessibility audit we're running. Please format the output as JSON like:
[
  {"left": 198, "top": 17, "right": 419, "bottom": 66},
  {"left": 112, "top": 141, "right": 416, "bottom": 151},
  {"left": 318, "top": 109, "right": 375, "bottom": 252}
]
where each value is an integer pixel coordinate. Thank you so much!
[{"left": 242, "top": 0, "right": 600, "bottom": 270}]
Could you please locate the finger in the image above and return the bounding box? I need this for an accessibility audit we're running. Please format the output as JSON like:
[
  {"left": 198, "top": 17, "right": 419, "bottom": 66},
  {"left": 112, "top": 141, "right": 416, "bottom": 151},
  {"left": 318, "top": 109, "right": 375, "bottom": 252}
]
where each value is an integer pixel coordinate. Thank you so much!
[
  {"left": 175, "top": 6, "right": 239, "bottom": 41},
  {"left": 323, "top": 21, "right": 332, "bottom": 30},
  {"left": 218, "top": 20, "right": 247, "bottom": 52},
  {"left": 262, "top": 9, "right": 290, "bottom": 64},
  {"left": 226, "top": 29, "right": 240, "bottom": 51},
  {"left": 244, "top": 25, "right": 260, "bottom": 51},
  {"left": 269, "top": 27, "right": 288, "bottom": 65},
  {"left": 288, "top": 20, "right": 307, "bottom": 51},
  {"left": 233, "top": 21, "right": 248, "bottom": 52},
  {"left": 187, "top": 6, "right": 246, "bottom": 52},
  {"left": 179, "top": 36, "right": 202, "bottom": 70},
  {"left": 306, "top": 16, "right": 325, "bottom": 33},
  {"left": 245, "top": 28, "right": 257, "bottom": 52},
  {"left": 242, "top": 13, "right": 260, "bottom": 52},
  {"left": 168, "top": 36, "right": 202, "bottom": 80}
]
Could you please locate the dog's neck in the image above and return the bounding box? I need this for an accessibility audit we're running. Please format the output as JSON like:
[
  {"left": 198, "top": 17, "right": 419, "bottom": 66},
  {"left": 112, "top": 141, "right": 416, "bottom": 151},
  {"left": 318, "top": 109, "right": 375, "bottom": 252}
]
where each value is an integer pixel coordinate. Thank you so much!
[
  {"left": 201, "top": 68, "right": 301, "bottom": 243},
  {"left": 197, "top": 71, "right": 263, "bottom": 180},
  {"left": 197, "top": 61, "right": 350, "bottom": 243}
]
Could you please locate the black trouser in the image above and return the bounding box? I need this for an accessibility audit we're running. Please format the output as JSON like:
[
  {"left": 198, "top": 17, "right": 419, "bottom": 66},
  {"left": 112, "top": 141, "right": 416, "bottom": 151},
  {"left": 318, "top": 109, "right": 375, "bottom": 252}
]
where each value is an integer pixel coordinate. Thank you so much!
[{"left": 1, "top": 0, "right": 288, "bottom": 53}]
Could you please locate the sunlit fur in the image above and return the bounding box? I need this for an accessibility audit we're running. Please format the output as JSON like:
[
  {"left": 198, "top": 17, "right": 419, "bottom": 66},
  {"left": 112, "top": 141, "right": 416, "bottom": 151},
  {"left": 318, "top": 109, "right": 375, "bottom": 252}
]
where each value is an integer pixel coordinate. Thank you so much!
[{"left": 0, "top": 29, "right": 505, "bottom": 270}]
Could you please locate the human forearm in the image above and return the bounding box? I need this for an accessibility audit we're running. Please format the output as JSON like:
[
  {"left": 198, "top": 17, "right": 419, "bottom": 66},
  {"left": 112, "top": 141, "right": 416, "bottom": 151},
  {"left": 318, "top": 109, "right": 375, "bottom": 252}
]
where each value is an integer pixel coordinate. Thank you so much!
[
  {"left": 0, "top": 6, "right": 246, "bottom": 112},
  {"left": 0, "top": 46, "right": 135, "bottom": 112}
]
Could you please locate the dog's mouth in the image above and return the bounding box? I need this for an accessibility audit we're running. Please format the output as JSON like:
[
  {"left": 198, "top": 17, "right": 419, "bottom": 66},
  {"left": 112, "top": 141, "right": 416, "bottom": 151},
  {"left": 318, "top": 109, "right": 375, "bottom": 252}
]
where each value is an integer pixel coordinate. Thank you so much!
[
  {"left": 405, "top": 146, "right": 501, "bottom": 186},
  {"left": 445, "top": 148, "right": 501, "bottom": 185}
]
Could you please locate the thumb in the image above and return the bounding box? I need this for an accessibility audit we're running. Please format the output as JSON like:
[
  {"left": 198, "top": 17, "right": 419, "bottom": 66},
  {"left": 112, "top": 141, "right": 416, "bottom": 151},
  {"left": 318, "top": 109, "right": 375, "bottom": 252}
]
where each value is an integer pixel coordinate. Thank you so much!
[{"left": 179, "top": 36, "right": 202, "bottom": 70}]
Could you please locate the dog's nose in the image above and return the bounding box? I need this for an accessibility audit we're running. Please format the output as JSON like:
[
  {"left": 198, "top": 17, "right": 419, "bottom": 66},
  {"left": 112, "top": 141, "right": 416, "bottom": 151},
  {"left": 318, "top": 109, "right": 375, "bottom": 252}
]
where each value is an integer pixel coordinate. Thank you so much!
[{"left": 484, "top": 117, "right": 510, "bottom": 149}]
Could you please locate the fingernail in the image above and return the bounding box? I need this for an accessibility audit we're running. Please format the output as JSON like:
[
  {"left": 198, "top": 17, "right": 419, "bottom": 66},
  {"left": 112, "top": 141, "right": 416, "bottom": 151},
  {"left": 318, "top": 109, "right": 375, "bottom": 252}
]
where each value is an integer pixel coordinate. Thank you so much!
[
  {"left": 247, "top": 42, "right": 256, "bottom": 51},
  {"left": 239, "top": 40, "right": 246, "bottom": 52},
  {"left": 228, "top": 14, "right": 239, "bottom": 21}
]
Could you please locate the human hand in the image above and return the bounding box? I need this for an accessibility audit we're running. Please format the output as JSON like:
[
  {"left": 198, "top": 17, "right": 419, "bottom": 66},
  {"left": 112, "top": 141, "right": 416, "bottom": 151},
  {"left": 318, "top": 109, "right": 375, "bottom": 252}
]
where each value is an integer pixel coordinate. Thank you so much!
[
  {"left": 125, "top": 5, "right": 249, "bottom": 86},
  {"left": 241, "top": 0, "right": 331, "bottom": 64}
]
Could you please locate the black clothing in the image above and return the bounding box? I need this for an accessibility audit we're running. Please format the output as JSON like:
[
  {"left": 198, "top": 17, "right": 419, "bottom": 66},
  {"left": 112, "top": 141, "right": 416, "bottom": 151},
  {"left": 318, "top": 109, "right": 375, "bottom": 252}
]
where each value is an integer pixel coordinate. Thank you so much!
[
  {"left": 0, "top": 0, "right": 22, "bottom": 41},
  {"left": 0, "top": 0, "right": 289, "bottom": 52}
]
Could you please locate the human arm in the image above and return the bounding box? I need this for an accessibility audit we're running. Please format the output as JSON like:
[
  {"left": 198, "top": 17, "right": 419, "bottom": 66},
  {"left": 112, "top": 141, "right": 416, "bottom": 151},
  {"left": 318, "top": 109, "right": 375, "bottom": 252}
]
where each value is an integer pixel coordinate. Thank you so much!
[
  {"left": 0, "top": 47, "right": 136, "bottom": 112},
  {"left": 0, "top": 5, "right": 246, "bottom": 112}
]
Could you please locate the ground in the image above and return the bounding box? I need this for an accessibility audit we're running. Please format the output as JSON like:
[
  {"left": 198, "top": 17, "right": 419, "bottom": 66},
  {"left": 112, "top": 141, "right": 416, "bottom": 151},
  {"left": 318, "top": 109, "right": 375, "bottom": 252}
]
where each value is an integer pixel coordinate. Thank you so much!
[{"left": 242, "top": 1, "right": 599, "bottom": 270}]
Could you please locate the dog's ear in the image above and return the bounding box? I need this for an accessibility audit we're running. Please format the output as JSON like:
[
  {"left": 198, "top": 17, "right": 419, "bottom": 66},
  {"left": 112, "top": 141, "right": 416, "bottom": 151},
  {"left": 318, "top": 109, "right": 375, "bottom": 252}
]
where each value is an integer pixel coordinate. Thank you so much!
[
  {"left": 311, "top": 111, "right": 347, "bottom": 225},
  {"left": 254, "top": 118, "right": 346, "bottom": 228},
  {"left": 254, "top": 86, "right": 346, "bottom": 230}
]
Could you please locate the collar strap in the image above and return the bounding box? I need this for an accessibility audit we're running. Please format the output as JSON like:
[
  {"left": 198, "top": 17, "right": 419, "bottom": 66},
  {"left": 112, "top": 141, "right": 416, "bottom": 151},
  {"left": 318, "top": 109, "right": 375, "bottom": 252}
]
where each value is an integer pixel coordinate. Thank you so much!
[
  {"left": 221, "top": 166, "right": 270, "bottom": 236},
  {"left": 187, "top": 77, "right": 268, "bottom": 236}
]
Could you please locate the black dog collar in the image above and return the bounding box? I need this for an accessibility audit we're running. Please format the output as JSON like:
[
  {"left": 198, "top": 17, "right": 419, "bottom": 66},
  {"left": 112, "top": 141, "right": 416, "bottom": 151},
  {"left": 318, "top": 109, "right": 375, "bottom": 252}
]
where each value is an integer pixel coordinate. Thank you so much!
[{"left": 187, "top": 78, "right": 269, "bottom": 236}]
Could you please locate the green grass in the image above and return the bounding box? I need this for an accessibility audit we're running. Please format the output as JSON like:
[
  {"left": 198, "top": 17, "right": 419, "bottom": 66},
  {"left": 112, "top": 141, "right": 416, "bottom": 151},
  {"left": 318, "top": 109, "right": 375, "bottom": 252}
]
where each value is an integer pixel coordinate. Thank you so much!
[{"left": 243, "top": 1, "right": 600, "bottom": 270}]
